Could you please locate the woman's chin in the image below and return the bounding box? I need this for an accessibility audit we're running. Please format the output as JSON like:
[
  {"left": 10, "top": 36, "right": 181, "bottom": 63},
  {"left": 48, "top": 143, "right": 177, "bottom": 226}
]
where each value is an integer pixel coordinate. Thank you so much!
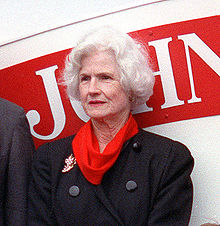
[
  {"left": 86, "top": 111, "right": 108, "bottom": 120},
  {"left": 89, "top": 114, "right": 108, "bottom": 121},
  {"left": 84, "top": 105, "right": 107, "bottom": 117}
]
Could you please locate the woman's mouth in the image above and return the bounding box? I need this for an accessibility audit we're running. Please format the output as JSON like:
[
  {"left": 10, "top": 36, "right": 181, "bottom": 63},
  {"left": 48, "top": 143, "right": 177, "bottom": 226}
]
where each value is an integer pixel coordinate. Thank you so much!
[{"left": 88, "top": 100, "right": 106, "bottom": 106}]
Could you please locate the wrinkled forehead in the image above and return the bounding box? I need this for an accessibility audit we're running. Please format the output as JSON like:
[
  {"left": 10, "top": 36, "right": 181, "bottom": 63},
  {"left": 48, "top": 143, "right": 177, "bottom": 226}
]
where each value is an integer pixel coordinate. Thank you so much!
[{"left": 79, "top": 50, "right": 120, "bottom": 76}]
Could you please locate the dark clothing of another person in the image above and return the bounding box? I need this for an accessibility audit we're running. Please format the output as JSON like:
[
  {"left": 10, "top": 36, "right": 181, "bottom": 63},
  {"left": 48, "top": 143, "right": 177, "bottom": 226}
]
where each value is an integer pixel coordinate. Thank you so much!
[
  {"left": 0, "top": 98, "right": 35, "bottom": 225},
  {"left": 28, "top": 129, "right": 194, "bottom": 226}
]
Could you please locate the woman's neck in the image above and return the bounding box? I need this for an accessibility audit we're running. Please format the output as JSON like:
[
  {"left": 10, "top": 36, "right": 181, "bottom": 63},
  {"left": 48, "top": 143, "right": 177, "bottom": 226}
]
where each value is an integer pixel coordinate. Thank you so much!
[{"left": 91, "top": 111, "right": 130, "bottom": 153}]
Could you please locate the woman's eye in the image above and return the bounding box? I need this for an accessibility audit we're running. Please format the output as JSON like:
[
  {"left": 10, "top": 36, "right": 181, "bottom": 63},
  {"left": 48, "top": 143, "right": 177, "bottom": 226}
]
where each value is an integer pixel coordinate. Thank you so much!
[
  {"left": 80, "top": 76, "right": 90, "bottom": 82},
  {"left": 101, "top": 75, "right": 111, "bottom": 80}
]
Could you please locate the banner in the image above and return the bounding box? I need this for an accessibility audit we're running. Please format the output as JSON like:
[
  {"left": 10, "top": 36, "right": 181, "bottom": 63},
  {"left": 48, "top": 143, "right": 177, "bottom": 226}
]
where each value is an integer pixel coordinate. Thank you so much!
[{"left": 0, "top": 16, "right": 219, "bottom": 148}]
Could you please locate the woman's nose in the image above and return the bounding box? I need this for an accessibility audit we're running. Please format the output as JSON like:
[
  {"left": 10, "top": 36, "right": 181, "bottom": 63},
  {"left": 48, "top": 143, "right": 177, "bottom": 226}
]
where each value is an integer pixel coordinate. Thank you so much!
[{"left": 88, "top": 78, "right": 101, "bottom": 95}]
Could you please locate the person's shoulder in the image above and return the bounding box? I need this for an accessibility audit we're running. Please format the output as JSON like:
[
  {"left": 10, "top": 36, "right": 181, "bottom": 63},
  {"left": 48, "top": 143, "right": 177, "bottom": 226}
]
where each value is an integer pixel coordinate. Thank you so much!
[
  {"left": 136, "top": 128, "right": 178, "bottom": 145},
  {"left": 135, "top": 129, "right": 193, "bottom": 159},
  {"left": 0, "top": 98, "right": 24, "bottom": 117},
  {"left": 38, "top": 135, "right": 75, "bottom": 150},
  {"left": 0, "top": 98, "right": 27, "bottom": 133},
  {"left": 35, "top": 135, "right": 75, "bottom": 160}
]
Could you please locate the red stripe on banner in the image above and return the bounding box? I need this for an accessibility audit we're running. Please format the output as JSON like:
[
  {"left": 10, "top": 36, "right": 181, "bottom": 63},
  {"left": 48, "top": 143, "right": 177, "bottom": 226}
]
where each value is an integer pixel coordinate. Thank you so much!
[{"left": 0, "top": 16, "right": 219, "bottom": 147}]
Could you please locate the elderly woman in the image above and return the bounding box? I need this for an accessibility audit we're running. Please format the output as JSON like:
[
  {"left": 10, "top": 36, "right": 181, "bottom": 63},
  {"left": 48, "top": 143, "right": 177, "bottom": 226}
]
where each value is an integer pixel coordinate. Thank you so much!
[{"left": 28, "top": 27, "right": 194, "bottom": 225}]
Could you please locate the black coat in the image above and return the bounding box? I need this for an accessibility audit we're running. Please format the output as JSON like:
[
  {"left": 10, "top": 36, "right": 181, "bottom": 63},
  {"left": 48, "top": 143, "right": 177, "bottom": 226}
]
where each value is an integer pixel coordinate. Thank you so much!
[
  {"left": 0, "top": 98, "right": 35, "bottom": 225},
  {"left": 28, "top": 129, "right": 194, "bottom": 226}
]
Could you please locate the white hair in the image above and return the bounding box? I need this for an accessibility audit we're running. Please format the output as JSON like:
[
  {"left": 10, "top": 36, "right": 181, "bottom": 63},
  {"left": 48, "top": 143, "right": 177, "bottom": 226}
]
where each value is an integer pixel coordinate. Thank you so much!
[{"left": 63, "top": 26, "right": 155, "bottom": 109}]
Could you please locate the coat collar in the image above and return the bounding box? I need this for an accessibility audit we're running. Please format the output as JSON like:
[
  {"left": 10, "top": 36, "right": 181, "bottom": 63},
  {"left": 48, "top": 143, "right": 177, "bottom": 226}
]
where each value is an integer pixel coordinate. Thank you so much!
[{"left": 62, "top": 129, "right": 145, "bottom": 225}]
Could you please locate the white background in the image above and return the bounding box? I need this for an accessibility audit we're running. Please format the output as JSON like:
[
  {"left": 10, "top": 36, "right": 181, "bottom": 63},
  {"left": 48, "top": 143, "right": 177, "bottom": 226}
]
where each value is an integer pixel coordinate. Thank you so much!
[
  {"left": 0, "top": 0, "right": 220, "bottom": 225},
  {"left": 0, "top": 0, "right": 161, "bottom": 45}
]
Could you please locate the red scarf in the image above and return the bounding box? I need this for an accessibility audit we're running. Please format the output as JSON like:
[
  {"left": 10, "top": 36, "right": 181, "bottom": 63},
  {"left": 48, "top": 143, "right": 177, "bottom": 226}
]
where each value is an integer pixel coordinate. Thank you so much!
[{"left": 72, "top": 114, "right": 138, "bottom": 185}]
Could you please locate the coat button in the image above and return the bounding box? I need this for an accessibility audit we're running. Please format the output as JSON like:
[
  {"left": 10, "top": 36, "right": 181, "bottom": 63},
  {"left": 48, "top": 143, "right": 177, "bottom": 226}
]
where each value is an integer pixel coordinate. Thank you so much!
[
  {"left": 69, "top": 185, "right": 80, "bottom": 197},
  {"left": 126, "top": 180, "right": 138, "bottom": 192},
  {"left": 132, "top": 142, "right": 141, "bottom": 152}
]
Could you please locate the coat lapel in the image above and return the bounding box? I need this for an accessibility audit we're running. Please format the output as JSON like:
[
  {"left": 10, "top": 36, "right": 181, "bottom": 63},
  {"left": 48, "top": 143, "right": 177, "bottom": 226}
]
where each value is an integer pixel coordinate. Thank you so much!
[
  {"left": 93, "top": 139, "right": 135, "bottom": 226},
  {"left": 95, "top": 185, "right": 125, "bottom": 226}
]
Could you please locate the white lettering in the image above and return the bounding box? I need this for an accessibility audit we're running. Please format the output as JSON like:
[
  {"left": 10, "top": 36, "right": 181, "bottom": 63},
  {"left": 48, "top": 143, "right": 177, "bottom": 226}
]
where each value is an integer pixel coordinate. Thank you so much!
[
  {"left": 149, "top": 38, "right": 184, "bottom": 109},
  {"left": 26, "top": 65, "right": 66, "bottom": 140},
  {"left": 178, "top": 33, "right": 220, "bottom": 103}
]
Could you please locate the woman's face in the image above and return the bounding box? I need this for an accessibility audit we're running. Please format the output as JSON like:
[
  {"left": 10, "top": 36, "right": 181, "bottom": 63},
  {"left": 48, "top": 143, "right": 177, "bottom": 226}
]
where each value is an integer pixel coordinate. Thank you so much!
[{"left": 79, "top": 50, "right": 130, "bottom": 120}]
